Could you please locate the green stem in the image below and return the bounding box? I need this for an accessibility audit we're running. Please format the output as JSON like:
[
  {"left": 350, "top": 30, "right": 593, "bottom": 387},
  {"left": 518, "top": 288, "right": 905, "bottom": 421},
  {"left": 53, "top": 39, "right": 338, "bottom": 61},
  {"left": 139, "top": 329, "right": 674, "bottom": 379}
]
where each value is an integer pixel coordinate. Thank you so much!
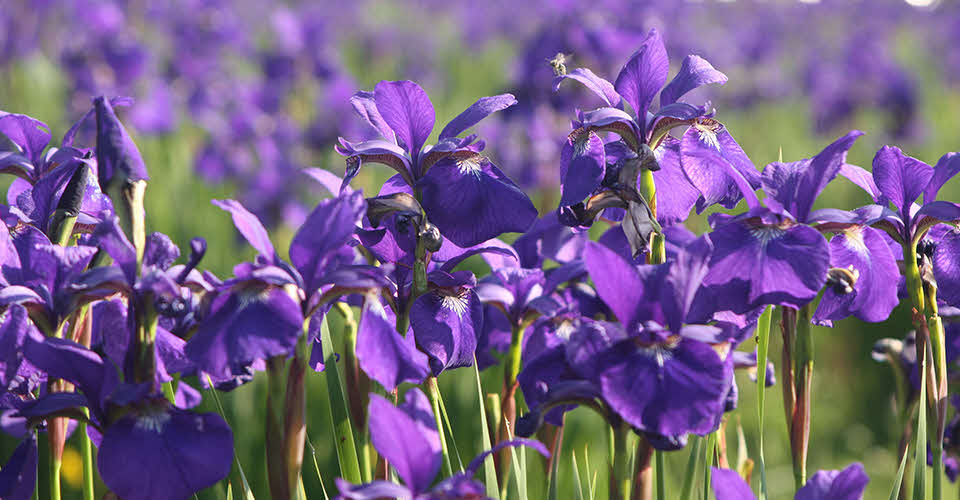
[
  {"left": 80, "top": 419, "right": 94, "bottom": 500},
  {"left": 266, "top": 356, "right": 290, "bottom": 500},
  {"left": 638, "top": 169, "right": 664, "bottom": 265},
  {"left": 655, "top": 450, "right": 665, "bottom": 500},
  {"left": 427, "top": 376, "right": 454, "bottom": 477},
  {"left": 611, "top": 424, "right": 633, "bottom": 500},
  {"left": 792, "top": 304, "right": 814, "bottom": 490},
  {"left": 283, "top": 335, "right": 309, "bottom": 497},
  {"left": 755, "top": 306, "right": 774, "bottom": 500},
  {"left": 48, "top": 456, "right": 61, "bottom": 500}
]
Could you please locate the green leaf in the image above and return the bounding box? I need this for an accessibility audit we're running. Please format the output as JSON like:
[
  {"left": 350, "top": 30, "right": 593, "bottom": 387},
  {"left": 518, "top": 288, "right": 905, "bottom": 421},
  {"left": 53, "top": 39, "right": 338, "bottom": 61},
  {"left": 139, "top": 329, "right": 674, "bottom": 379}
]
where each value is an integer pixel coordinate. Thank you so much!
[
  {"left": 205, "top": 377, "right": 255, "bottom": 500},
  {"left": 703, "top": 432, "right": 717, "bottom": 500},
  {"left": 320, "top": 316, "right": 362, "bottom": 483},
  {"left": 889, "top": 438, "right": 911, "bottom": 500},
  {"left": 548, "top": 430, "right": 563, "bottom": 500},
  {"left": 504, "top": 411, "right": 529, "bottom": 500},
  {"left": 433, "top": 380, "right": 465, "bottom": 471},
  {"left": 472, "top": 357, "right": 500, "bottom": 499},
  {"left": 755, "top": 305, "right": 773, "bottom": 500}
]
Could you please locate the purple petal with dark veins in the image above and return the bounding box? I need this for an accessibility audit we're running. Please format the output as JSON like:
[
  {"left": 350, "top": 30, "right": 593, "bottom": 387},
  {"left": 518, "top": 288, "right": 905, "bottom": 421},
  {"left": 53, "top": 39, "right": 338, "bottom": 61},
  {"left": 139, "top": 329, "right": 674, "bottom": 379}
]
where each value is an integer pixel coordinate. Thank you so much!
[
  {"left": 872, "top": 145, "right": 933, "bottom": 218},
  {"left": 660, "top": 55, "right": 727, "bottom": 106},
  {"left": 559, "top": 129, "right": 605, "bottom": 206},
  {"left": 355, "top": 297, "right": 429, "bottom": 391},
  {"left": 418, "top": 156, "right": 537, "bottom": 247},
  {"left": 368, "top": 389, "right": 439, "bottom": 494},
  {"left": 614, "top": 28, "right": 668, "bottom": 121},
  {"left": 553, "top": 68, "right": 621, "bottom": 108},
  {"left": 373, "top": 80, "right": 435, "bottom": 156},
  {"left": 813, "top": 226, "right": 899, "bottom": 324}
]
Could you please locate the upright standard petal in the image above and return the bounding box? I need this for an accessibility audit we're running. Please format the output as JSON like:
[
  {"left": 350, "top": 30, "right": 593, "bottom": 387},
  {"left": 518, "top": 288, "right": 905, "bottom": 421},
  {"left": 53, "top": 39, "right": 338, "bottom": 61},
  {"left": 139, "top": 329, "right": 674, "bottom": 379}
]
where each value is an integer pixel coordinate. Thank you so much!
[
  {"left": 872, "top": 145, "right": 933, "bottom": 218},
  {"left": 368, "top": 389, "right": 441, "bottom": 494},
  {"left": 439, "top": 94, "right": 517, "bottom": 140},
  {"left": 212, "top": 199, "right": 276, "bottom": 261},
  {"left": 94, "top": 96, "right": 148, "bottom": 186},
  {"left": 290, "top": 190, "right": 365, "bottom": 291},
  {"left": 813, "top": 226, "right": 899, "bottom": 325},
  {"left": 761, "top": 131, "right": 863, "bottom": 223},
  {"left": 98, "top": 404, "right": 233, "bottom": 500},
  {"left": 659, "top": 55, "right": 728, "bottom": 107},
  {"left": 614, "top": 29, "right": 668, "bottom": 120},
  {"left": 349, "top": 91, "right": 396, "bottom": 143},
  {"left": 924, "top": 152, "right": 960, "bottom": 203},
  {"left": 559, "top": 128, "right": 605, "bottom": 206},
  {"left": 418, "top": 155, "right": 537, "bottom": 247},
  {"left": 0, "top": 113, "right": 50, "bottom": 166},
  {"left": 373, "top": 80, "right": 435, "bottom": 156}
]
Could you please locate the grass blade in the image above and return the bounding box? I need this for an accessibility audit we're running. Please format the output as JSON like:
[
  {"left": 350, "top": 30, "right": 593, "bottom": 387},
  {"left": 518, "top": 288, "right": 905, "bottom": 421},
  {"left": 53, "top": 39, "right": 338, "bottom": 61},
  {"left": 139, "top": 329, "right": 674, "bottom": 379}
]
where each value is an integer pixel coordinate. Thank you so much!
[
  {"left": 205, "top": 377, "right": 255, "bottom": 500},
  {"left": 504, "top": 414, "right": 529, "bottom": 500},
  {"left": 703, "top": 432, "right": 717, "bottom": 500},
  {"left": 306, "top": 434, "right": 330, "bottom": 500},
  {"left": 889, "top": 438, "right": 911, "bottom": 500},
  {"left": 472, "top": 357, "right": 500, "bottom": 499},
  {"left": 320, "top": 315, "right": 362, "bottom": 484},
  {"left": 433, "top": 380, "right": 465, "bottom": 471},
  {"left": 572, "top": 449, "right": 585, "bottom": 500},
  {"left": 755, "top": 305, "right": 773, "bottom": 500}
]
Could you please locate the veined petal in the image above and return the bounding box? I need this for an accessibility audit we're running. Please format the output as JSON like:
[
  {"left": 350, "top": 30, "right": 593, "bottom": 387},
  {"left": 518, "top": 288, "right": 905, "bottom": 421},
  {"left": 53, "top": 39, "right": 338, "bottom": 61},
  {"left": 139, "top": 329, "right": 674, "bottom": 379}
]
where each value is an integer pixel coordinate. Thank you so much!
[
  {"left": 553, "top": 68, "right": 621, "bottom": 108},
  {"left": 583, "top": 241, "right": 646, "bottom": 329},
  {"left": 679, "top": 121, "right": 760, "bottom": 211},
  {"left": 839, "top": 163, "right": 882, "bottom": 202},
  {"left": 652, "top": 136, "right": 700, "bottom": 225},
  {"left": 924, "top": 152, "right": 960, "bottom": 203},
  {"left": 185, "top": 285, "right": 303, "bottom": 379},
  {"left": 374, "top": 80, "right": 435, "bottom": 156},
  {"left": 813, "top": 226, "right": 899, "bottom": 324},
  {"left": 212, "top": 199, "right": 275, "bottom": 261},
  {"left": 614, "top": 29, "right": 668, "bottom": 121},
  {"left": 368, "top": 389, "right": 440, "bottom": 494},
  {"left": 356, "top": 297, "right": 429, "bottom": 391},
  {"left": 599, "top": 337, "right": 730, "bottom": 436},
  {"left": 660, "top": 55, "right": 727, "bottom": 107},
  {"left": 98, "top": 405, "right": 233, "bottom": 500},
  {"left": 336, "top": 138, "right": 414, "bottom": 189},
  {"left": 872, "top": 145, "right": 932, "bottom": 219},
  {"left": 934, "top": 227, "right": 960, "bottom": 307},
  {"left": 705, "top": 217, "right": 829, "bottom": 311},
  {"left": 439, "top": 93, "right": 517, "bottom": 140},
  {"left": 290, "top": 190, "right": 366, "bottom": 292},
  {"left": 761, "top": 131, "right": 863, "bottom": 223},
  {"left": 418, "top": 156, "right": 537, "bottom": 247},
  {"left": 411, "top": 286, "right": 481, "bottom": 376},
  {"left": 0, "top": 113, "right": 50, "bottom": 166},
  {"left": 349, "top": 91, "right": 396, "bottom": 143},
  {"left": 559, "top": 128, "right": 605, "bottom": 206}
]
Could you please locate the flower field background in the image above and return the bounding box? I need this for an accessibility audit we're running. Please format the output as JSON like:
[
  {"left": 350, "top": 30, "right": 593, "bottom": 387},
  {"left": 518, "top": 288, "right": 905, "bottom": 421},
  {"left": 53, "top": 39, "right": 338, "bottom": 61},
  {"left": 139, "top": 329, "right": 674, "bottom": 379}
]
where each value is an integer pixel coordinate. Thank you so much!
[{"left": 2, "top": 1, "right": 960, "bottom": 499}]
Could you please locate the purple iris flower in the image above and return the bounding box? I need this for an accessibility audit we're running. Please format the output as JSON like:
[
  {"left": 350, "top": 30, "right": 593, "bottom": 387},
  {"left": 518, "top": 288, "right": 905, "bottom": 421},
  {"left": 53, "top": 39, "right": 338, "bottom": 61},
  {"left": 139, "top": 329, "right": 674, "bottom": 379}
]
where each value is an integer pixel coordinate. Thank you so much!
[
  {"left": 185, "top": 189, "right": 386, "bottom": 386},
  {"left": 19, "top": 329, "right": 233, "bottom": 500},
  {"left": 336, "top": 388, "right": 547, "bottom": 500},
  {"left": 711, "top": 463, "right": 868, "bottom": 500},
  {"left": 702, "top": 131, "right": 895, "bottom": 317},
  {"left": 842, "top": 147, "right": 960, "bottom": 308},
  {"left": 337, "top": 79, "right": 537, "bottom": 247},
  {"left": 553, "top": 28, "right": 759, "bottom": 225},
  {"left": 518, "top": 237, "right": 733, "bottom": 443}
]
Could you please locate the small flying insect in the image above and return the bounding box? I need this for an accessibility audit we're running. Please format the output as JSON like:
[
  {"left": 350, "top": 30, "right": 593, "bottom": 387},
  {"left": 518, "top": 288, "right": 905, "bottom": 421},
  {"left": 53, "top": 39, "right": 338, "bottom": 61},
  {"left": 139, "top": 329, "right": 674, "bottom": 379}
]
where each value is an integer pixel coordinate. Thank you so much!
[{"left": 547, "top": 52, "right": 572, "bottom": 76}]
